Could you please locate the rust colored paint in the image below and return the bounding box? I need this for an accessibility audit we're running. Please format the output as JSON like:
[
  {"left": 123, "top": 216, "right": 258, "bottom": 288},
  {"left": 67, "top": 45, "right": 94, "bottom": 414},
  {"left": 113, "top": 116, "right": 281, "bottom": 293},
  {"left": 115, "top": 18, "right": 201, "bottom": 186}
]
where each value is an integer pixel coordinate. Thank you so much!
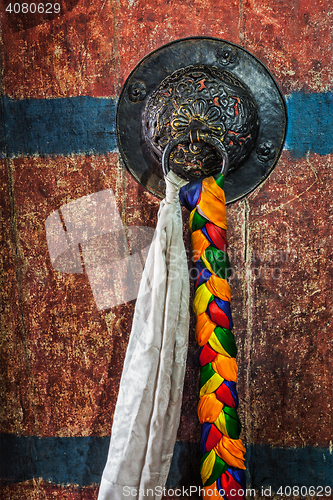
[
  {"left": 2, "top": 0, "right": 80, "bottom": 32},
  {"left": 240, "top": 0, "right": 333, "bottom": 93},
  {"left": 1, "top": 0, "right": 118, "bottom": 98},
  {"left": 0, "top": 153, "right": 161, "bottom": 437},
  {"left": 2, "top": 0, "right": 238, "bottom": 99},
  {"left": 0, "top": 158, "right": 36, "bottom": 436},
  {"left": 2, "top": 0, "right": 333, "bottom": 99},
  {"left": 113, "top": 0, "right": 241, "bottom": 94},
  {"left": 245, "top": 151, "right": 333, "bottom": 447},
  {"left": 0, "top": 480, "right": 99, "bottom": 499}
]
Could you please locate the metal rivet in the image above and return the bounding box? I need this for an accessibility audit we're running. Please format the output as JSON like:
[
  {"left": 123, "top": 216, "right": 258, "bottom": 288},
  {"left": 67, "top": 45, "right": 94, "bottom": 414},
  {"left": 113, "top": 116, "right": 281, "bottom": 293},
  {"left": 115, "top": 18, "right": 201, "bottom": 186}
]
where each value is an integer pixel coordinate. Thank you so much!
[
  {"left": 128, "top": 81, "right": 146, "bottom": 102},
  {"left": 215, "top": 45, "right": 237, "bottom": 66},
  {"left": 257, "top": 141, "right": 276, "bottom": 162}
]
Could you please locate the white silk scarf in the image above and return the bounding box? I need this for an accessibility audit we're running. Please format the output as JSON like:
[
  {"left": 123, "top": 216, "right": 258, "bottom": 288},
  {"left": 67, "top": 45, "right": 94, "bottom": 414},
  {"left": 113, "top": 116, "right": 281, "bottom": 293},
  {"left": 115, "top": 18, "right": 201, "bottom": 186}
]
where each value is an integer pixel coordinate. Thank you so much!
[{"left": 98, "top": 171, "right": 190, "bottom": 500}]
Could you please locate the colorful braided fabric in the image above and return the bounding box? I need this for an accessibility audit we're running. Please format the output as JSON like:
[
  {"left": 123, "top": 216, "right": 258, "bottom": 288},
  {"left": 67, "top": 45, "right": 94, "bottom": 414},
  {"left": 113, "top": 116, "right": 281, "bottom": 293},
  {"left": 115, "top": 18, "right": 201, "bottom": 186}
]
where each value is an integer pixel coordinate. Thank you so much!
[{"left": 180, "top": 174, "right": 246, "bottom": 500}]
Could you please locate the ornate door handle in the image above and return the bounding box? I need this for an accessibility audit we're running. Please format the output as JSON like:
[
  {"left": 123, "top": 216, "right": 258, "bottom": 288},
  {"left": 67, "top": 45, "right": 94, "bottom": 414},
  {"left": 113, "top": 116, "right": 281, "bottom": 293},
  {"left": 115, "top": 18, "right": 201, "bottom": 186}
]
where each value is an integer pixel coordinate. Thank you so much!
[
  {"left": 162, "top": 131, "right": 229, "bottom": 178},
  {"left": 100, "top": 37, "right": 288, "bottom": 500},
  {"left": 116, "top": 37, "right": 287, "bottom": 203}
]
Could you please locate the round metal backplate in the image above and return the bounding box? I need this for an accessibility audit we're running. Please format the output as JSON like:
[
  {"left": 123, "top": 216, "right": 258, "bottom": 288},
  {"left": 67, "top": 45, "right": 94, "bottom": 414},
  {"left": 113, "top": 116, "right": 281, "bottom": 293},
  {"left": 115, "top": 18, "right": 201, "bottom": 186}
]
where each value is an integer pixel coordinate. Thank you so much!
[{"left": 116, "top": 37, "right": 287, "bottom": 204}]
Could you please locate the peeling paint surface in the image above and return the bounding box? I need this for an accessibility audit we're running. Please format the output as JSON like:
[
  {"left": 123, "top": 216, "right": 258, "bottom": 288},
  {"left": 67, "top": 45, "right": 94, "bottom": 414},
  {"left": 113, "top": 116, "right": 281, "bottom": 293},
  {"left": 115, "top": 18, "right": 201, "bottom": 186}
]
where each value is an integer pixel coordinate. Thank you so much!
[{"left": 1, "top": 0, "right": 333, "bottom": 498}]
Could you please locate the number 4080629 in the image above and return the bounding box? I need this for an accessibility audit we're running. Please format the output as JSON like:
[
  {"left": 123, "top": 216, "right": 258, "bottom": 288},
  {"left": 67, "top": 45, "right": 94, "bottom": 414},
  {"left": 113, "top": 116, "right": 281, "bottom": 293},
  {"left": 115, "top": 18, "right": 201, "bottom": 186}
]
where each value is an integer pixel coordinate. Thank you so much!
[{"left": 6, "top": 3, "right": 61, "bottom": 14}]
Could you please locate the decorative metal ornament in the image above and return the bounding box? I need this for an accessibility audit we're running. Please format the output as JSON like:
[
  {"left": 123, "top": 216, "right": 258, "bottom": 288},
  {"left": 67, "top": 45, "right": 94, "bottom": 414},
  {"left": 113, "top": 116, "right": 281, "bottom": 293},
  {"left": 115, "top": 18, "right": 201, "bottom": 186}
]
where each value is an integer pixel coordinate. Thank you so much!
[
  {"left": 145, "top": 65, "right": 258, "bottom": 180},
  {"left": 116, "top": 36, "right": 287, "bottom": 204}
]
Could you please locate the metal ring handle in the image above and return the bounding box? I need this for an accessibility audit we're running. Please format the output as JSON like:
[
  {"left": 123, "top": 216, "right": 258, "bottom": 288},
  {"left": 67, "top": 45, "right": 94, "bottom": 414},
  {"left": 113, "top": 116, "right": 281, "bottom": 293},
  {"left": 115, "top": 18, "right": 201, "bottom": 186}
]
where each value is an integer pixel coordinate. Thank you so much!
[{"left": 161, "top": 131, "right": 229, "bottom": 178}]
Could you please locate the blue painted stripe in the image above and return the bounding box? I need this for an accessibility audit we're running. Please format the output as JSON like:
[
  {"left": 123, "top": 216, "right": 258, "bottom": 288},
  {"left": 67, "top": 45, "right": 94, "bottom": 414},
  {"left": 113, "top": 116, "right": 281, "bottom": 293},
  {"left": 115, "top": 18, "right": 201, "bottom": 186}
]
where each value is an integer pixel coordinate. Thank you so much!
[
  {"left": 0, "top": 433, "right": 109, "bottom": 486},
  {"left": 0, "top": 434, "right": 332, "bottom": 489},
  {"left": 0, "top": 92, "right": 333, "bottom": 159},
  {"left": 285, "top": 92, "right": 333, "bottom": 157},
  {"left": 0, "top": 96, "right": 117, "bottom": 158},
  {"left": 246, "top": 443, "right": 333, "bottom": 490},
  {"left": 168, "top": 442, "right": 333, "bottom": 491}
]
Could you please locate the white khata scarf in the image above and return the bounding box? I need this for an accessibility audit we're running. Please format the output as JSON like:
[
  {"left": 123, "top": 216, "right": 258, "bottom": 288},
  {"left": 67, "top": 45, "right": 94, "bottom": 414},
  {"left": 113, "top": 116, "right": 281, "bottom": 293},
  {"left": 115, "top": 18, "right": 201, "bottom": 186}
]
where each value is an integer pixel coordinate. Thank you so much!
[{"left": 98, "top": 171, "right": 190, "bottom": 500}]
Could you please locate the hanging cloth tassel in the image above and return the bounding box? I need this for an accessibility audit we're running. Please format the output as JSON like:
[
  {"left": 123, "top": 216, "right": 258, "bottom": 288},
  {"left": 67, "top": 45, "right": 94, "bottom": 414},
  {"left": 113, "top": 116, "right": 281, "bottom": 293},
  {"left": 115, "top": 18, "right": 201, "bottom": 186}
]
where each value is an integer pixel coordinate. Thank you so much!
[
  {"left": 179, "top": 173, "right": 246, "bottom": 500},
  {"left": 98, "top": 170, "right": 190, "bottom": 500}
]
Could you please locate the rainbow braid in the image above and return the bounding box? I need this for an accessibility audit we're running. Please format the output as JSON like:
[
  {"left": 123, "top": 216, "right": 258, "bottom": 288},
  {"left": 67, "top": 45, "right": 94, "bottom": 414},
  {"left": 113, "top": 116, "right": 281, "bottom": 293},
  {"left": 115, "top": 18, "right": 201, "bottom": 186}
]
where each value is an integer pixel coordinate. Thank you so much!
[{"left": 179, "top": 174, "right": 246, "bottom": 500}]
